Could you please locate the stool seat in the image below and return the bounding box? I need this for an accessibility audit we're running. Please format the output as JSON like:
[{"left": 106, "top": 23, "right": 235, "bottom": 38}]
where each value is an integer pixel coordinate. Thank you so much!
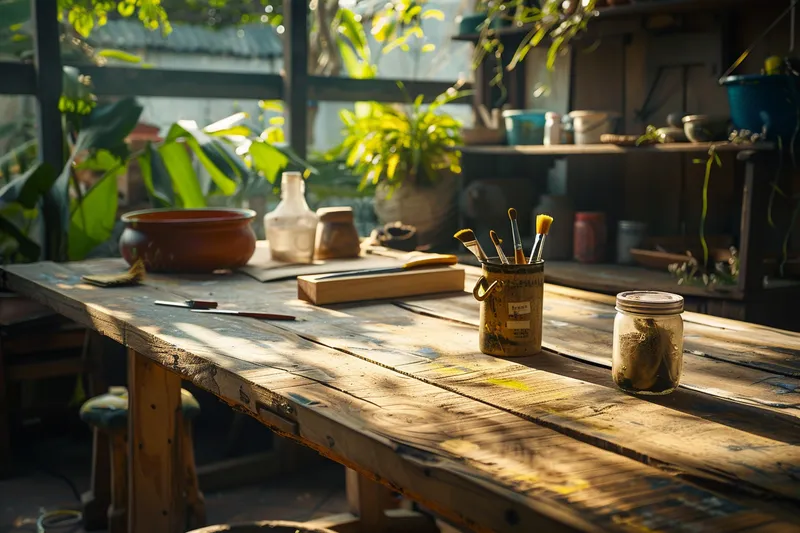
[{"left": 80, "top": 387, "right": 201, "bottom": 430}]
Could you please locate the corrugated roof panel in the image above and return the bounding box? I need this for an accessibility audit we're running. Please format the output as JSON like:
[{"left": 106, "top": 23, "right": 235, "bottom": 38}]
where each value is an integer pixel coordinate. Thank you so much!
[{"left": 88, "top": 20, "right": 282, "bottom": 59}]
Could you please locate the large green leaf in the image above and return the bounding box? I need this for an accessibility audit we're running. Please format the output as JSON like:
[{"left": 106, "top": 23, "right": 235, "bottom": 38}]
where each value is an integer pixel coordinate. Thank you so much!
[
  {"left": 249, "top": 140, "right": 288, "bottom": 184},
  {"left": 166, "top": 121, "right": 242, "bottom": 196},
  {"left": 138, "top": 143, "right": 175, "bottom": 208},
  {"left": 157, "top": 141, "right": 205, "bottom": 208},
  {"left": 0, "top": 162, "right": 56, "bottom": 209},
  {"left": 68, "top": 165, "right": 120, "bottom": 261},
  {"left": 0, "top": 203, "right": 40, "bottom": 262},
  {"left": 45, "top": 97, "right": 143, "bottom": 260},
  {"left": 203, "top": 112, "right": 251, "bottom": 137}
]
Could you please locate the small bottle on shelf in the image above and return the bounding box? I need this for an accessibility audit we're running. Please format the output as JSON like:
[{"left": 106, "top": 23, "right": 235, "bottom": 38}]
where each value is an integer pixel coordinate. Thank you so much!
[
  {"left": 544, "top": 112, "right": 562, "bottom": 146},
  {"left": 264, "top": 171, "right": 318, "bottom": 264}
]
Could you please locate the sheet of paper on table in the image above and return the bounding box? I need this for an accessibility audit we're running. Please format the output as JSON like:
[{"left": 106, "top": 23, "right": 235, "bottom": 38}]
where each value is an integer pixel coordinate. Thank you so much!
[{"left": 238, "top": 241, "right": 405, "bottom": 282}]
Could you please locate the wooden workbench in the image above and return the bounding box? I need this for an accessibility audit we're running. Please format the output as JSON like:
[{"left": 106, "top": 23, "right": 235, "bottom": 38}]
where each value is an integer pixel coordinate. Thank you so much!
[{"left": 2, "top": 258, "right": 799, "bottom": 533}]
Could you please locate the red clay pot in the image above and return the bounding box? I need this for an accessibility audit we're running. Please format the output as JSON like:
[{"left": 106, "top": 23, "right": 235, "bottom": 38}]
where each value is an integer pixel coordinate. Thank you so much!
[{"left": 119, "top": 208, "right": 257, "bottom": 273}]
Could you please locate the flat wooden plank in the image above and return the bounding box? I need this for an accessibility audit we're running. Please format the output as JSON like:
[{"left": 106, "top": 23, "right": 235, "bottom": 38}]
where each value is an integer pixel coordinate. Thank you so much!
[
  {"left": 128, "top": 349, "right": 184, "bottom": 533},
  {"left": 258, "top": 299, "right": 800, "bottom": 502},
  {"left": 3, "top": 261, "right": 796, "bottom": 532},
  {"left": 456, "top": 142, "right": 775, "bottom": 157}
]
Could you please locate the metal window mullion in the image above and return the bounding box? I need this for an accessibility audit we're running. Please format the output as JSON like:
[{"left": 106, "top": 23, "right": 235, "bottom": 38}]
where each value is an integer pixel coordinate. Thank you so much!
[
  {"left": 31, "top": 0, "right": 64, "bottom": 169},
  {"left": 283, "top": 0, "right": 309, "bottom": 159}
]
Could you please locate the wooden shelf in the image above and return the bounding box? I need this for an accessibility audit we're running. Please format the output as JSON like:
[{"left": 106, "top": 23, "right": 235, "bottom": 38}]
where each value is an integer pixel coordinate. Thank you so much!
[
  {"left": 451, "top": 0, "right": 755, "bottom": 42},
  {"left": 455, "top": 255, "right": 800, "bottom": 301},
  {"left": 458, "top": 142, "right": 775, "bottom": 157},
  {"left": 547, "top": 261, "right": 800, "bottom": 300},
  {"left": 456, "top": 142, "right": 775, "bottom": 157},
  {"left": 545, "top": 261, "right": 744, "bottom": 300}
]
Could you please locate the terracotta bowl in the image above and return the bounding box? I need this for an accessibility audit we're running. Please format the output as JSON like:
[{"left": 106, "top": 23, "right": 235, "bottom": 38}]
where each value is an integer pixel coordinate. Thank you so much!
[{"left": 119, "top": 208, "right": 257, "bottom": 273}]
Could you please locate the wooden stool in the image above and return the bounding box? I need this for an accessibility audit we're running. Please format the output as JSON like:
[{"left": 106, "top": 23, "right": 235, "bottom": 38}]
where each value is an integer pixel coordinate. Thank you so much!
[
  {"left": 188, "top": 521, "right": 336, "bottom": 533},
  {"left": 79, "top": 386, "right": 205, "bottom": 532}
]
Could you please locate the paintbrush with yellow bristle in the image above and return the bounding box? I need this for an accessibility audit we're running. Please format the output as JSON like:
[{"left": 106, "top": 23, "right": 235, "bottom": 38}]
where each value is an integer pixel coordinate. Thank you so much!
[
  {"left": 508, "top": 208, "right": 525, "bottom": 264},
  {"left": 529, "top": 214, "right": 554, "bottom": 263},
  {"left": 454, "top": 228, "right": 488, "bottom": 263}
]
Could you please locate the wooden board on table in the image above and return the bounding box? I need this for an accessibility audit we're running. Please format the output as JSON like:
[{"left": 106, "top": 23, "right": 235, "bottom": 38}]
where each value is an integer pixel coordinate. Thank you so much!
[
  {"left": 239, "top": 242, "right": 403, "bottom": 282},
  {"left": 297, "top": 266, "right": 465, "bottom": 305},
  {"left": 4, "top": 260, "right": 798, "bottom": 532}
]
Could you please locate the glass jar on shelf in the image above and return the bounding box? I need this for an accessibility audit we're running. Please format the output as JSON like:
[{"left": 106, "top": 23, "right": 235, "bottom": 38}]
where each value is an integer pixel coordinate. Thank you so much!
[{"left": 612, "top": 291, "right": 684, "bottom": 395}]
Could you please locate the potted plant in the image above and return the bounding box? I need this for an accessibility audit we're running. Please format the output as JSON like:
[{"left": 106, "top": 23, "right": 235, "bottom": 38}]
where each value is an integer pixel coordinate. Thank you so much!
[{"left": 326, "top": 86, "right": 468, "bottom": 249}]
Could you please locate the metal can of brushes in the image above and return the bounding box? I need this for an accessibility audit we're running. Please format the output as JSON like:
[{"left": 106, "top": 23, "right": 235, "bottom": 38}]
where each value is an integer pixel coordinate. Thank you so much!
[{"left": 472, "top": 258, "right": 544, "bottom": 357}]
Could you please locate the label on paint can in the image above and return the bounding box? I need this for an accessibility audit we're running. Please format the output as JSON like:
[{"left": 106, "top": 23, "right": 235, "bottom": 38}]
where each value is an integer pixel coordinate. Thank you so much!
[
  {"left": 508, "top": 301, "right": 531, "bottom": 315},
  {"left": 507, "top": 319, "right": 531, "bottom": 339}
]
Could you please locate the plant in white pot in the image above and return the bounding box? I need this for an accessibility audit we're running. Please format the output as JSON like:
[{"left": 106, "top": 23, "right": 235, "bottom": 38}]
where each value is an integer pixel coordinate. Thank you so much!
[{"left": 327, "top": 86, "right": 468, "bottom": 248}]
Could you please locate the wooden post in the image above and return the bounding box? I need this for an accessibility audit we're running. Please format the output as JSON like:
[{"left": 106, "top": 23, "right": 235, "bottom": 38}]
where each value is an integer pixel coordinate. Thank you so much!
[
  {"left": 127, "top": 349, "right": 184, "bottom": 533},
  {"left": 283, "top": 0, "right": 309, "bottom": 159},
  {"left": 346, "top": 468, "right": 391, "bottom": 530},
  {"left": 30, "top": 0, "right": 64, "bottom": 170},
  {"left": 737, "top": 152, "right": 770, "bottom": 296}
]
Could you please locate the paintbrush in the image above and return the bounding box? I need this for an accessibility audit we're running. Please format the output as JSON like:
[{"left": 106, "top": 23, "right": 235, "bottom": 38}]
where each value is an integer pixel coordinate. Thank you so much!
[
  {"left": 489, "top": 230, "right": 509, "bottom": 264},
  {"left": 508, "top": 208, "right": 525, "bottom": 264},
  {"left": 454, "top": 229, "right": 489, "bottom": 263},
  {"left": 529, "top": 214, "right": 554, "bottom": 263}
]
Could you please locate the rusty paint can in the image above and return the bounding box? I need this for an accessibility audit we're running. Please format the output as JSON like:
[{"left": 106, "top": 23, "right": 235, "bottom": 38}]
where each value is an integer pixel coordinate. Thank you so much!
[{"left": 472, "top": 259, "right": 544, "bottom": 357}]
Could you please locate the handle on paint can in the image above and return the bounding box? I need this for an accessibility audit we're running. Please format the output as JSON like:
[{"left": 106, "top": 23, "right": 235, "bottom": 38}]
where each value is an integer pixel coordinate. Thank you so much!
[{"left": 472, "top": 275, "right": 501, "bottom": 301}]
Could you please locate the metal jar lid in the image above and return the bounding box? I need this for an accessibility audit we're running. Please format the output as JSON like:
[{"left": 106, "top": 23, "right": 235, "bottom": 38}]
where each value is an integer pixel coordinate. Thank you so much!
[{"left": 616, "top": 291, "right": 684, "bottom": 316}]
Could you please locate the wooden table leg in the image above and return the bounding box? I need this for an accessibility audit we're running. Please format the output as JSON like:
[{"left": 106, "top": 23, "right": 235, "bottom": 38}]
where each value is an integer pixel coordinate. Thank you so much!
[
  {"left": 306, "top": 468, "right": 439, "bottom": 533},
  {"left": 127, "top": 348, "right": 184, "bottom": 533}
]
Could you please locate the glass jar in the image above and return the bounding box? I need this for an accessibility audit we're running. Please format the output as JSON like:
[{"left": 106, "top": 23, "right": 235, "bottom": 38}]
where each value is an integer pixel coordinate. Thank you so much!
[
  {"left": 573, "top": 211, "right": 606, "bottom": 263},
  {"left": 612, "top": 291, "right": 684, "bottom": 395},
  {"left": 264, "top": 172, "right": 318, "bottom": 263},
  {"left": 616, "top": 220, "right": 647, "bottom": 264}
]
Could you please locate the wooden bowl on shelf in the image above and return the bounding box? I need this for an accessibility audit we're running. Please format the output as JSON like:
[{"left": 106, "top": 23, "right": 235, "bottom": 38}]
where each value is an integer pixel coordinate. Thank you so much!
[{"left": 119, "top": 208, "right": 257, "bottom": 273}]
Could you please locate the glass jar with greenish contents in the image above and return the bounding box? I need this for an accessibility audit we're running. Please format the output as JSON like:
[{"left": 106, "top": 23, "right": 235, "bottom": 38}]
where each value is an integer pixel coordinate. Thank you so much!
[{"left": 612, "top": 291, "right": 684, "bottom": 395}]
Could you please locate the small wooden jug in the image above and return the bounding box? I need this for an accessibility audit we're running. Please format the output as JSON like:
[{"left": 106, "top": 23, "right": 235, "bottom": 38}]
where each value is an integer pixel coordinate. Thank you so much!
[{"left": 472, "top": 259, "right": 544, "bottom": 357}]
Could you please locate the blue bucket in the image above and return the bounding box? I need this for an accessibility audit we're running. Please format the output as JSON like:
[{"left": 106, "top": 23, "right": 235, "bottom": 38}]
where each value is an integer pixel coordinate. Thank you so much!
[
  {"left": 722, "top": 74, "right": 800, "bottom": 140},
  {"left": 502, "top": 110, "right": 548, "bottom": 145}
]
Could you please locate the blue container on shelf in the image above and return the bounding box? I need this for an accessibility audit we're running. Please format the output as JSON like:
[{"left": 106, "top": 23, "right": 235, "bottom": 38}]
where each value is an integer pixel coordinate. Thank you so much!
[
  {"left": 722, "top": 74, "right": 800, "bottom": 140},
  {"left": 502, "top": 109, "right": 548, "bottom": 145}
]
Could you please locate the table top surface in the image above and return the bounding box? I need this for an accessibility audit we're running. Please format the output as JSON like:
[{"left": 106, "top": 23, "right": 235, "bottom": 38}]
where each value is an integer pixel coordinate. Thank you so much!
[{"left": 2, "top": 258, "right": 799, "bottom": 533}]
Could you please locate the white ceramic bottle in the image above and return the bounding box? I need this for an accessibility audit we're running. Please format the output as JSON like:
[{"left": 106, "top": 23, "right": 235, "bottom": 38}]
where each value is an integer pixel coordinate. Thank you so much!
[{"left": 264, "top": 171, "right": 318, "bottom": 263}]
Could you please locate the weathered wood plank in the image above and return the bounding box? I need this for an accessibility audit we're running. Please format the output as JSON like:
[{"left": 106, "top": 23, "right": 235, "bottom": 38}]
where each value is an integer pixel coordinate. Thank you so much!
[
  {"left": 265, "top": 300, "right": 800, "bottom": 502},
  {"left": 3, "top": 261, "right": 797, "bottom": 532},
  {"left": 127, "top": 348, "right": 184, "bottom": 533}
]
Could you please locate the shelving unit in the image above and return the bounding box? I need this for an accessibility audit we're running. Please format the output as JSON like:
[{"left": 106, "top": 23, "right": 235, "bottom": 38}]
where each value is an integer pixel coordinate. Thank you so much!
[
  {"left": 451, "top": 1, "right": 797, "bottom": 328},
  {"left": 456, "top": 142, "right": 791, "bottom": 325},
  {"left": 452, "top": 0, "right": 757, "bottom": 42}
]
